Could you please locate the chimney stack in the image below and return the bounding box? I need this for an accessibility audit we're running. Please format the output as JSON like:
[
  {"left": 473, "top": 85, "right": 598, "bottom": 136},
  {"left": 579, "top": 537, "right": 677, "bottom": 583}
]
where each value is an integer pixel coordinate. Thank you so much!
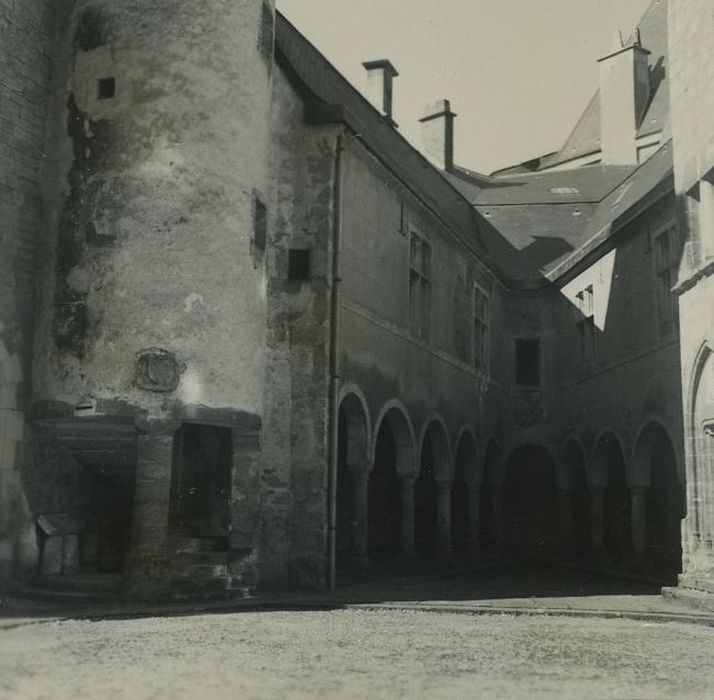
[
  {"left": 420, "top": 99, "right": 457, "bottom": 171},
  {"left": 362, "top": 59, "right": 399, "bottom": 125},
  {"left": 597, "top": 29, "right": 650, "bottom": 165}
]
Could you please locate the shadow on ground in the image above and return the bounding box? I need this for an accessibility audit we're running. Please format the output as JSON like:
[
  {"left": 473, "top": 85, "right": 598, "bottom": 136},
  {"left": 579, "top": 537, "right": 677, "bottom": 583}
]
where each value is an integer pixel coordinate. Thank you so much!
[{"left": 0, "top": 561, "right": 672, "bottom": 626}]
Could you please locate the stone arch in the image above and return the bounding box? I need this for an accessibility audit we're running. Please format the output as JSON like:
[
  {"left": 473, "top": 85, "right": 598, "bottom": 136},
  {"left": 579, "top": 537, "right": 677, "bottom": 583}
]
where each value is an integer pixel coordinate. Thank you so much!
[
  {"left": 630, "top": 419, "right": 680, "bottom": 486},
  {"left": 417, "top": 415, "right": 453, "bottom": 482},
  {"left": 559, "top": 437, "right": 587, "bottom": 491},
  {"left": 688, "top": 341, "right": 714, "bottom": 545},
  {"left": 370, "top": 400, "right": 416, "bottom": 476},
  {"left": 335, "top": 388, "right": 372, "bottom": 566},
  {"left": 453, "top": 428, "right": 481, "bottom": 486},
  {"left": 589, "top": 429, "right": 627, "bottom": 488},
  {"left": 368, "top": 400, "right": 416, "bottom": 558},
  {"left": 502, "top": 443, "right": 559, "bottom": 557},
  {"left": 631, "top": 420, "right": 683, "bottom": 576},
  {"left": 591, "top": 430, "right": 630, "bottom": 563},
  {"left": 452, "top": 428, "right": 480, "bottom": 556},
  {"left": 415, "top": 416, "right": 452, "bottom": 557},
  {"left": 338, "top": 387, "right": 371, "bottom": 471}
]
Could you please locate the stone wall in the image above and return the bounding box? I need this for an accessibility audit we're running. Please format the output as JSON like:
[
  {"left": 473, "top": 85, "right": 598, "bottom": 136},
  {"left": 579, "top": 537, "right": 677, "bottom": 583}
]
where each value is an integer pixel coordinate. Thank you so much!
[
  {"left": 668, "top": 0, "right": 714, "bottom": 576},
  {"left": 551, "top": 192, "right": 684, "bottom": 483},
  {"left": 338, "top": 136, "right": 506, "bottom": 472},
  {"left": 0, "top": 0, "right": 54, "bottom": 584},
  {"left": 261, "top": 67, "right": 338, "bottom": 588},
  {"left": 33, "top": 0, "right": 275, "bottom": 418}
]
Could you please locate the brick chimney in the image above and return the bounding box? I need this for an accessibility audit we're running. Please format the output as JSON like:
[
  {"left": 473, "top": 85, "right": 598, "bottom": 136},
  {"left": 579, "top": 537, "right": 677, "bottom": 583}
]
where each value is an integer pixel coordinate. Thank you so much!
[
  {"left": 420, "top": 99, "right": 457, "bottom": 171},
  {"left": 362, "top": 59, "right": 399, "bottom": 125},
  {"left": 597, "top": 29, "right": 651, "bottom": 165}
]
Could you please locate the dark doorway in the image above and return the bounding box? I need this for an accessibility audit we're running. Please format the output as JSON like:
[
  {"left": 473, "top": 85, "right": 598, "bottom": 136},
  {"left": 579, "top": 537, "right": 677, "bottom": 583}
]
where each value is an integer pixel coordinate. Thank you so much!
[
  {"left": 83, "top": 467, "right": 135, "bottom": 574},
  {"left": 335, "top": 394, "right": 370, "bottom": 569},
  {"left": 602, "top": 437, "right": 631, "bottom": 564},
  {"left": 169, "top": 424, "right": 233, "bottom": 542},
  {"left": 368, "top": 422, "right": 401, "bottom": 558},
  {"left": 643, "top": 425, "right": 683, "bottom": 577},
  {"left": 503, "top": 445, "right": 559, "bottom": 557}
]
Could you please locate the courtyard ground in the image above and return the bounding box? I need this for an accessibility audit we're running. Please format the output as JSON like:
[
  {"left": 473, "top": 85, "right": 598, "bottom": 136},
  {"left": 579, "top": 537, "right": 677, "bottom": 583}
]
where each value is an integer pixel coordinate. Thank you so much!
[
  {"left": 2, "top": 606, "right": 714, "bottom": 699},
  {"left": 2, "top": 564, "right": 714, "bottom": 699}
]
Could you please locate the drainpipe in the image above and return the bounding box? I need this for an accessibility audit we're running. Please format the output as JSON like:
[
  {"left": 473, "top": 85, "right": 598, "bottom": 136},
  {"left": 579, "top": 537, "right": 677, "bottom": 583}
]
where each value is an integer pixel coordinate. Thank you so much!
[{"left": 327, "top": 130, "right": 345, "bottom": 589}]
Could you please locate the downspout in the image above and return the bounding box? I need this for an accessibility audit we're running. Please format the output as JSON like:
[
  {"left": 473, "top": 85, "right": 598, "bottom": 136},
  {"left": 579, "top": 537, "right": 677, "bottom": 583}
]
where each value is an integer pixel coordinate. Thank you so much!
[{"left": 327, "top": 130, "right": 345, "bottom": 589}]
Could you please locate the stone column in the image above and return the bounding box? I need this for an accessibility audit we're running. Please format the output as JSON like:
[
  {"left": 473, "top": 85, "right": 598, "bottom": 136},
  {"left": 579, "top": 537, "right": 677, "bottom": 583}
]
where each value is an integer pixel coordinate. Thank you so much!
[
  {"left": 127, "top": 418, "right": 180, "bottom": 588},
  {"left": 467, "top": 484, "right": 481, "bottom": 556},
  {"left": 351, "top": 468, "right": 370, "bottom": 562},
  {"left": 558, "top": 488, "right": 574, "bottom": 556},
  {"left": 435, "top": 480, "right": 452, "bottom": 557},
  {"left": 631, "top": 485, "right": 648, "bottom": 567},
  {"left": 400, "top": 475, "right": 416, "bottom": 558},
  {"left": 590, "top": 486, "right": 605, "bottom": 557}
]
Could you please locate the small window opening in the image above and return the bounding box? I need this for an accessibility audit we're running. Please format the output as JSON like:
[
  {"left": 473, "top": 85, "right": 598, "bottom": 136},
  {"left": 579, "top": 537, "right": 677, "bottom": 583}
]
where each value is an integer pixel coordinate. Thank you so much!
[
  {"left": 288, "top": 249, "right": 311, "bottom": 280},
  {"left": 576, "top": 285, "right": 595, "bottom": 362},
  {"left": 515, "top": 338, "right": 540, "bottom": 387},
  {"left": 97, "top": 77, "right": 115, "bottom": 100},
  {"left": 253, "top": 197, "right": 267, "bottom": 253}
]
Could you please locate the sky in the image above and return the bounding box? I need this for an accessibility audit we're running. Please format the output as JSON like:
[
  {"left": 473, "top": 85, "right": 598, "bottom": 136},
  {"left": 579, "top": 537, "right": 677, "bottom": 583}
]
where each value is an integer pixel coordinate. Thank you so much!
[{"left": 276, "top": 0, "right": 653, "bottom": 174}]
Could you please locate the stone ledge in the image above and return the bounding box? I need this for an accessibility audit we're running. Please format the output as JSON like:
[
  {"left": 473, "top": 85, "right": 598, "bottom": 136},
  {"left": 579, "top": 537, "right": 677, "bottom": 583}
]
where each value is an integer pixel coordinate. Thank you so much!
[{"left": 662, "top": 585, "right": 714, "bottom": 613}]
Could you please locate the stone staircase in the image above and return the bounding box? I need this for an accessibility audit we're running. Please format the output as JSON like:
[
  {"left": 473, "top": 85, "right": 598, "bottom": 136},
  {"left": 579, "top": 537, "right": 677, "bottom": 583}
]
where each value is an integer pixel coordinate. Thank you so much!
[{"left": 169, "top": 537, "right": 250, "bottom": 598}]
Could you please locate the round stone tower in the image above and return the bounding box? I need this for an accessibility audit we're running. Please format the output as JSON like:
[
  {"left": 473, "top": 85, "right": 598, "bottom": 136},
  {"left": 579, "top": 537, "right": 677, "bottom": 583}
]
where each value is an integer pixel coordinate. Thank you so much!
[
  {"left": 30, "top": 0, "right": 276, "bottom": 591},
  {"left": 35, "top": 0, "right": 275, "bottom": 413}
]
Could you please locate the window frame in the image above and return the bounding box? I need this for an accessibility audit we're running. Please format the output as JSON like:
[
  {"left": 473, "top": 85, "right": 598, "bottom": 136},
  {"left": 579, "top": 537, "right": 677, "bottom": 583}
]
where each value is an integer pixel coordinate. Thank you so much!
[
  {"left": 473, "top": 282, "right": 490, "bottom": 376},
  {"left": 651, "top": 221, "right": 679, "bottom": 338},
  {"left": 408, "top": 229, "right": 431, "bottom": 340},
  {"left": 575, "top": 284, "right": 595, "bottom": 363}
]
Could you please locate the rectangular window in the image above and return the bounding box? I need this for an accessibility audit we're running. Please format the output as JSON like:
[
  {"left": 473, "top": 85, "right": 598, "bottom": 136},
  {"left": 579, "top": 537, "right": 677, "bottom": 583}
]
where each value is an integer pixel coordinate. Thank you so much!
[
  {"left": 288, "top": 248, "right": 310, "bottom": 280},
  {"left": 408, "top": 231, "right": 431, "bottom": 339},
  {"left": 474, "top": 285, "right": 489, "bottom": 374},
  {"left": 653, "top": 224, "right": 679, "bottom": 336},
  {"left": 575, "top": 284, "right": 595, "bottom": 362},
  {"left": 515, "top": 338, "right": 540, "bottom": 387}
]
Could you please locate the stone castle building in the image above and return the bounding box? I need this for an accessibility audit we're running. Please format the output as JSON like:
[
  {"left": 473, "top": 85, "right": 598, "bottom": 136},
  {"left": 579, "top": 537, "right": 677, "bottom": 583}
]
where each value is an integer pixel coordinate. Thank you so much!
[{"left": 0, "top": 0, "right": 711, "bottom": 602}]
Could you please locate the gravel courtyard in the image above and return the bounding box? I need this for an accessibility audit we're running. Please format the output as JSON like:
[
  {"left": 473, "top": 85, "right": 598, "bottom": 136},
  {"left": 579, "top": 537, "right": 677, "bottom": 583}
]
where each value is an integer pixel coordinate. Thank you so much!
[{"left": 2, "top": 607, "right": 714, "bottom": 700}]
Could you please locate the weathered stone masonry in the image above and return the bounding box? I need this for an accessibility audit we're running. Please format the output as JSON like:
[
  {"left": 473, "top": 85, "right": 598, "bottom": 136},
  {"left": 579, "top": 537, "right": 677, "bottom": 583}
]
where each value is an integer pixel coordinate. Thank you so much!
[{"left": 0, "top": 0, "right": 54, "bottom": 584}]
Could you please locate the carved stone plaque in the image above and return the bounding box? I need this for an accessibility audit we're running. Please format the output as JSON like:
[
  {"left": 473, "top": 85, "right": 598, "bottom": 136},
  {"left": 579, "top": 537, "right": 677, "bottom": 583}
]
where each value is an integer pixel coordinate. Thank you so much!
[
  {"left": 135, "top": 348, "right": 182, "bottom": 393},
  {"left": 513, "top": 388, "right": 543, "bottom": 427}
]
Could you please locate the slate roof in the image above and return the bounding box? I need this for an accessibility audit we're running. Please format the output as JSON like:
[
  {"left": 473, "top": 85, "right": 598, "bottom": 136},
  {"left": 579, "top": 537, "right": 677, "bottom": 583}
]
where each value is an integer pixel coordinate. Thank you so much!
[
  {"left": 448, "top": 143, "right": 673, "bottom": 282},
  {"left": 492, "top": 0, "right": 669, "bottom": 175},
  {"left": 448, "top": 164, "right": 637, "bottom": 205}
]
